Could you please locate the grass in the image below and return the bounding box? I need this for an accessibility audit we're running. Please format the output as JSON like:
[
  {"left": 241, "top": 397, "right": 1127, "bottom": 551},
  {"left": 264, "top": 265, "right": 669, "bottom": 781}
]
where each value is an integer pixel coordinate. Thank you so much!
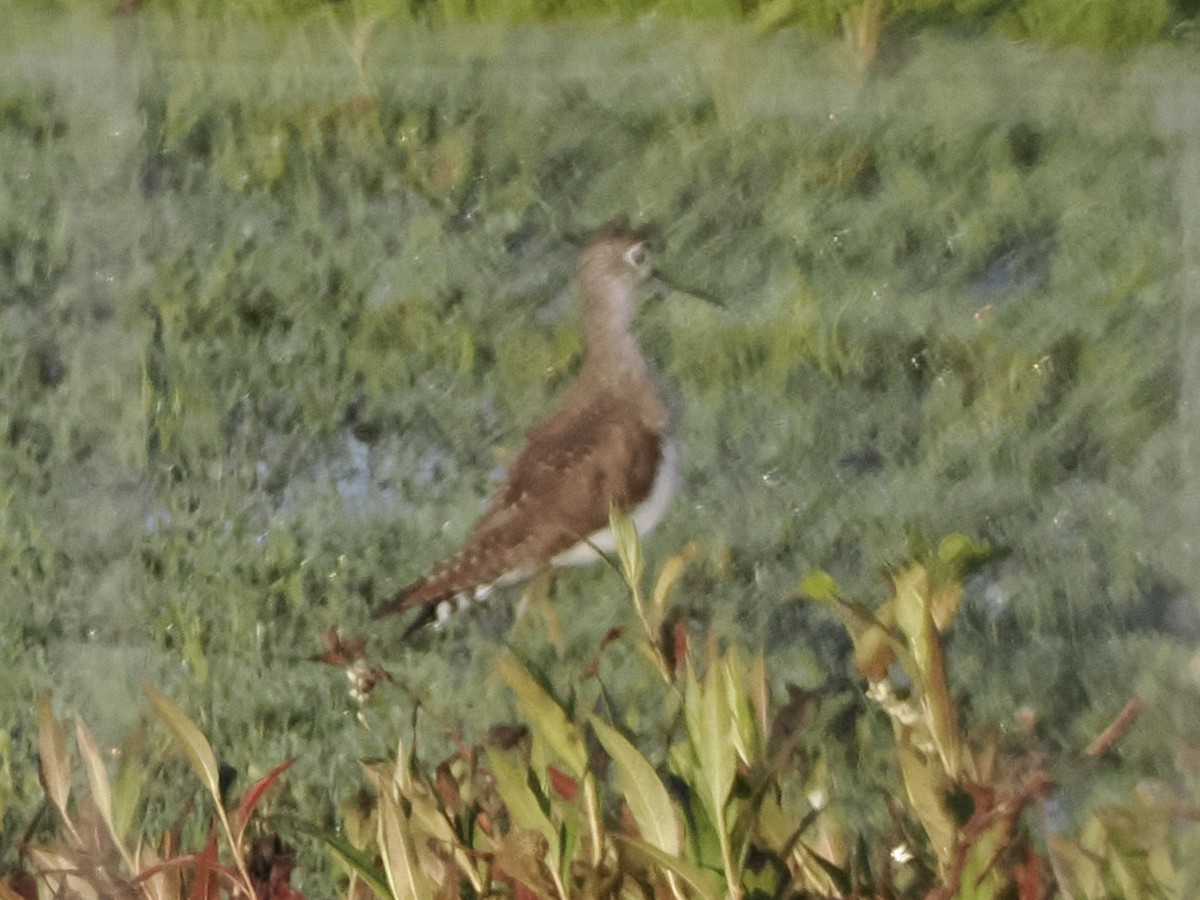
[
  {"left": 2, "top": 3, "right": 1199, "bottom": 895},
  {"left": 14, "top": 526, "right": 1193, "bottom": 896}
]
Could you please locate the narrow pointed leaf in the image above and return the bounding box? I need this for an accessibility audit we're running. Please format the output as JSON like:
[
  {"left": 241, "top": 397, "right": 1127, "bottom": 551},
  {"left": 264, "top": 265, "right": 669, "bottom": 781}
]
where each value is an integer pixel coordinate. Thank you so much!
[
  {"left": 233, "top": 758, "right": 295, "bottom": 848},
  {"left": 799, "top": 846, "right": 853, "bottom": 896},
  {"left": 651, "top": 543, "right": 695, "bottom": 624},
  {"left": 322, "top": 831, "right": 393, "bottom": 899},
  {"left": 28, "top": 847, "right": 99, "bottom": 900},
  {"left": 143, "top": 684, "right": 221, "bottom": 806},
  {"left": 133, "top": 841, "right": 177, "bottom": 900},
  {"left": 379, "top": 788, "right": 435, "bottom": 900},
  {"left": 722, "top": 652, "right": 759, "bottom": 767},
  {"left": 802, "top": 580, "right": 898, "bottom": 682},
  {"left": 111, "top": 722, "right": 148, "bottom": 843},
  {"left": 1046, "top": 834, "right": 1103, "bottom": 898},
  {"left": 747, "top": 653, "right": 770, "bottom": 744},
  {"left": 956, "top": 815, "right": 1008, "bottom": 899},
  {"left": 610, "top": 506, "right": 643, "bottom": 591},
  {"left": 361, "top": 760, "right": 389, "bottom": 798},
  {"left": 920, "top": 632, "right": 962, "bottom": 779},
  {"left": 491, "top": 830, "right": 558, "bottom": 897},
  {"left": 408, "top": 788, "right": 459, "bottom": 846},
  {"left": 392, "top": 738, "right": 414, "bottom": 795},
  {"left": 895, "top": 741, "right": 954, "bottom": 867},
  {"left": 36, "top": 693, "right": 72, "bottom": 825},
  {"left": 890, "top": 566, "right": 961, "bottom": 776},
  {"left": 589, "top": 715, "right": 680, "bottom": 856},
  {"left": 485, "top": 746, "right": 560, "bottom": 864},
  {"left": 187, "top": 831, "right": 221, "bottom": 900},
  {"left": 685, "top": 661, "right": 735, "bottom": 829},
  {"left": 496, "top": 653, "right": 587, "bottom": 777},
  {"left": 74, "top": 718, "right": 127, "bottom": 863},
  {"left": 892, "top": 564, "right": 932, "bottom": 676},
  {"left": 615, "top": 835, "right": 723, "bottom": 900}
]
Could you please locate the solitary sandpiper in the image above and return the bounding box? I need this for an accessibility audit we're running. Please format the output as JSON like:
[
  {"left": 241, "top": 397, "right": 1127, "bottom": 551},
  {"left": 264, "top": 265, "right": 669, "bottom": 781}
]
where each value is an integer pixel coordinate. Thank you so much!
[{"left": 371, "top": 224, "right": 678, "bottom": 634}]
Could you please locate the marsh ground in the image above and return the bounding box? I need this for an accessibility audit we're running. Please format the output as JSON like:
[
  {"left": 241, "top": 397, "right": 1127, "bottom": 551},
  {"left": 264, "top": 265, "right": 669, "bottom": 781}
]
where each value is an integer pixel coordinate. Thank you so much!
[{"left": 3, "top": 5, "right": 1200, "bottom": 893}]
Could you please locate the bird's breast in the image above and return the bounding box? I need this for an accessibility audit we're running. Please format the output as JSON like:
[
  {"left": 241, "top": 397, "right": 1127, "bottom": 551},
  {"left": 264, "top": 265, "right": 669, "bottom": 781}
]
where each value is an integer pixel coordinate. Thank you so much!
[{"left": 550, "top": 437, "right": 680, "bottom": 567}]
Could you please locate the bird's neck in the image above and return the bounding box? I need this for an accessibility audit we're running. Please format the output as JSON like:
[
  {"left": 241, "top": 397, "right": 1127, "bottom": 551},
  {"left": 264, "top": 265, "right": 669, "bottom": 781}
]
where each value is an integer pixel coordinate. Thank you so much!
[{"left": 581, "top": 282, "right": 646, "bottom": 384}]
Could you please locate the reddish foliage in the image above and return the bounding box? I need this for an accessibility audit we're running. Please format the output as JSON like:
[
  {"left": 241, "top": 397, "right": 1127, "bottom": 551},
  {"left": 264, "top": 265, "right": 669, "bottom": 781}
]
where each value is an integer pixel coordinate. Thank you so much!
[
  {"left": 235, "top": 760, "right": 296, "bottom": 841},
  {"left": 1015, "top": 842, "right": 1051, "bottom": 900},
  {"left": 436, "top": 760, "right": 465, "bottom": 820},
  {"left": 246, "top": 834, "right": 305, "bottom": 900},
  {"left": 2, "top": 869, "right": 38, "bottom": 900},
  {"left": 312, "top": 629, "right": 368, "bottom": 666},
  {"left": 187, "top": 831, "right": 222, "bottom": 900},
  {"left": 672, "top": 622, "right": 689, "bottom": 678},
  {"left": 929, "top": 772, "right": 1055, "bottom": 900},
  {"left": 547, "top": 765, "right": 578, "bottom": 801}
]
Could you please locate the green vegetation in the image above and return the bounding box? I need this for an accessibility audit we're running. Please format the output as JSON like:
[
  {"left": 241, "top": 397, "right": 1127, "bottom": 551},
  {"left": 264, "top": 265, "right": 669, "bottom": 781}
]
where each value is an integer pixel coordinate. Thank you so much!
[
  {"left": 2, "top": 1, "right": 1199, "bottom": 896},
  {"left": 15, "top": 525, "right": 1190, "bottom": 896}
]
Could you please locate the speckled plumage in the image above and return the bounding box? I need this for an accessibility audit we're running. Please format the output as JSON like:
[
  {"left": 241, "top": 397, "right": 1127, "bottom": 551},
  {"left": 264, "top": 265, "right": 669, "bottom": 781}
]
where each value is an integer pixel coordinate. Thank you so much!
[{"left": 371, "top": 226, "right": 678, "bottom": 634}]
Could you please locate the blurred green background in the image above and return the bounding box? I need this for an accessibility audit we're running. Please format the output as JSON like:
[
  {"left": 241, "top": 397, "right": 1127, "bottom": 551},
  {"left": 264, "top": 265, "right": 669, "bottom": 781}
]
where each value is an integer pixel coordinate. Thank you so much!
[{"left": 2, "top": 0, "right": 1200, "bottom": 893}]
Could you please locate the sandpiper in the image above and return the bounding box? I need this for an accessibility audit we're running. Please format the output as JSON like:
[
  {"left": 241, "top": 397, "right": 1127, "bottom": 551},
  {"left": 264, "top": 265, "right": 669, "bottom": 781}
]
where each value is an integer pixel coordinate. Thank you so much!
[{"left": 371, "top": 224, "right": 678, "bottom": 634}]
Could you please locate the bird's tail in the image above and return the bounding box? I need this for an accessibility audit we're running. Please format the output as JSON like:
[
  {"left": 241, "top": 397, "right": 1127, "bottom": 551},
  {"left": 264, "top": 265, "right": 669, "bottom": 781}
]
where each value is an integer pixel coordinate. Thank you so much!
[{"left": 369, "top": 546, "right": 516, "bottom": 635}]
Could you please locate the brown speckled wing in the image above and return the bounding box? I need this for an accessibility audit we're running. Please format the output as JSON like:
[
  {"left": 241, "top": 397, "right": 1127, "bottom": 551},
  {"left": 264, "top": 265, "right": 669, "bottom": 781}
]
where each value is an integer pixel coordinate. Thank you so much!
[{"left": 370, "top": 391, "right": 662, "bottom": 621}]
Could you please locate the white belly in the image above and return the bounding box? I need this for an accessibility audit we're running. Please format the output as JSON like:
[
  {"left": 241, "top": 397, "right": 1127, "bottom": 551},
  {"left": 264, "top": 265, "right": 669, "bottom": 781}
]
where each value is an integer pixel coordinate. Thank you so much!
[{"left": 551, "top": 439, "right": 680, "bottom": 567}]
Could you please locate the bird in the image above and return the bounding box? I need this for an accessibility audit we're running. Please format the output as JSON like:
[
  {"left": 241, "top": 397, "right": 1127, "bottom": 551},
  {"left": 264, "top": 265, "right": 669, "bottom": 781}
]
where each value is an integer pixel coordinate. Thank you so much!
[{"left": 371, "top": 223, "right": 679, "bottom": 636}]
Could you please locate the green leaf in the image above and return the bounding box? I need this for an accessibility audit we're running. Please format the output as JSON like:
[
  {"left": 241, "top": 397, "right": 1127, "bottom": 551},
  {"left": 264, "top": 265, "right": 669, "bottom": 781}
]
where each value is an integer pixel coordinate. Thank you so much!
[
  {"left": 797, "top": 570, "right": 840, "bottom": 604},
  {"left": 26, "top": 847, "right": 94, "bottom": 900},
  {"left": 407, "top": 786, "right": 459, "bottom": 847},
  {"left": 667, "top": 741, "right": 724, "bottom": 871},
  {"left": 722, "top": 650, "right": 761, "bottom": 768},
  {"left": 496, "top": 652, "right": 587, "bottom": 777},
  {"left": 142, "top": 683, "right": 222, "bottom": 807},
  {"left": 895, "top": 741, "right": 954, "bottom": 867},
  {"left": 558, "top": 789, "right": 586, "bottom": 889},
  {"left": 800, "top": 574, "right": 899, "bottom": 681},
  {"left": 650, "top": 544, "right": 692, "bottom": 628},
  {"left": 890, "top": 565, "right": 962, "bottom": 777},
  {"left": 684, "top": 661, "right": 736, "bottom": 831},
  {"left": 746, "top": 654, "right": 770, "bottom": 752},
  {"left": 322, "top": 831, "right": 393, "bottom": 899},
  {"left": 35, "top": 694, "right": 71, "bottom": 826},
  {"left": 892, "top": 564, "right": 932, "bottom": 674},
  {"left": 955, "top": 813, "right": 1007, "bottom": 900},
  {"left": 1046, "top": 834, "right": 1105, "bottom": 898},
  {"left": 73, "top": 719, "right": 119, "bottom": 853},
  {"left": 589, "top": 715, "right": 680, "bottom": 856},
  {"left": 391, "top": 738, "right": 414, "bottom": 796},
  {"left": 378, "top": 786, "right": 435, "bottom": 900},
  {"left": 682, "top": 656, "right": 741, "bottom": 896},
  {"left": 936, "top": 532, "right": 988, "bottom": 569},
  {"left": 485, "top": 746, "right": 560, "bottom": 865},
  {"left": 110, "top": 723, "right": 148, "bottom": 846},
  {"left": 615, "top": 835, "right": 724, "bottom": 900},
  {"left": 610, "top": 505, "right": 643, "bottom": 592},
  {"left": 1000, "top": 0, "right": 1169, "bottom": 51}
]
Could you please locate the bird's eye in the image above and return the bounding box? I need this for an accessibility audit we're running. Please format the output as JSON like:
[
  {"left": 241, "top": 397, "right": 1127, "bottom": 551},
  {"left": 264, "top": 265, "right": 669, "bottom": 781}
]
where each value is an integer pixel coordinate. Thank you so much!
[{"left": 625, "top": 242, "right": 650, "bottom": 270}]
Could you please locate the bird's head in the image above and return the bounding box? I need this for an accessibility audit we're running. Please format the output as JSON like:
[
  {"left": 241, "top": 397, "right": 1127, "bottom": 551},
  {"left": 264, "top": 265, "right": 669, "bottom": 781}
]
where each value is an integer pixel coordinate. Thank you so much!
[{"left": 578, "top": 222, "right": 655, "bottom": 297}]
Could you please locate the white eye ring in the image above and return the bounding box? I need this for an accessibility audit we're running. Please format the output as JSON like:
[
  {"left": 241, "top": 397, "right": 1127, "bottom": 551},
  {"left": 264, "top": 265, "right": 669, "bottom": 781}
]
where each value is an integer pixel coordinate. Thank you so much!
[{"left": 625, "top": 242, "right": 650, "bottom": 270}]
